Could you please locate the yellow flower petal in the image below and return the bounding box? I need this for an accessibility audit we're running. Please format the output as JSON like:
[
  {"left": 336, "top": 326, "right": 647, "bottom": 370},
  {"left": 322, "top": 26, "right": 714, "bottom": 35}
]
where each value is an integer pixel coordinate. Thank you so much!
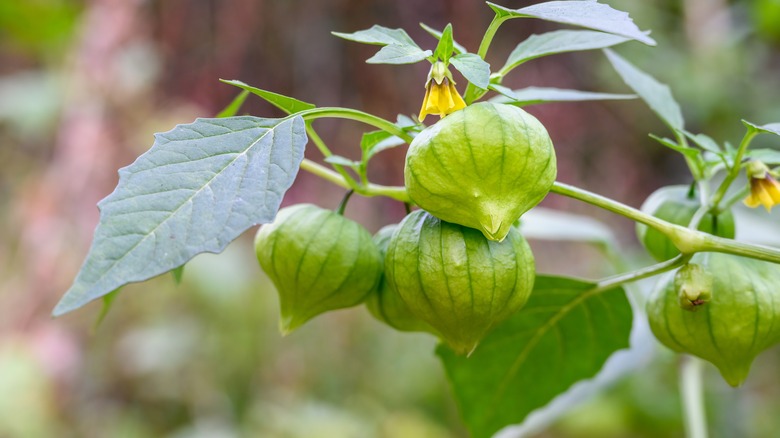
[
  {"left": 448, "top": 82, "right": 467, "bottom": 112},
  {"left": 743, "top": 194, "right": 761, "bottom": 208},
  {"left": 439, "top": 79, "right": 455, "bottom": 115},
  {"left": 418, "top": 75, "right": 468, "bottom": 121},
  {"left": 419, "top": 84, "right": 432, "bottom": 121},
  {"left": 758, "top": 185, "right": 774, "bottom": 211},
  {"left": 767, "top": 177, "right": 780, "bottom": 204},
  {"left": 744, "top": 171, "right": 780, "bottom": 212}
]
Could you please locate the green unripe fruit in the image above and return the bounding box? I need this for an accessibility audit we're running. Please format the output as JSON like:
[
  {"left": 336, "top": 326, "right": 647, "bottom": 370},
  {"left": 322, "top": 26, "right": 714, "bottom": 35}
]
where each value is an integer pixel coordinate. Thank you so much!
[
  {"left": 647, "top": 253, "right": 780, "bottom": 386},
  {"left": 365, "top": 225, "right": 438, "bottom": 334},
  {"left": 637, "top": 185, "right": 735, "bottom": 261},
  {"left": 405, "top": 102, "right": 556, "bottom": 242},
  {"left": 385, "top": 210, "right": 535, "bottom": 355},
  {"left": 255, "top": 204, "right": 382, "bottom": 334}
]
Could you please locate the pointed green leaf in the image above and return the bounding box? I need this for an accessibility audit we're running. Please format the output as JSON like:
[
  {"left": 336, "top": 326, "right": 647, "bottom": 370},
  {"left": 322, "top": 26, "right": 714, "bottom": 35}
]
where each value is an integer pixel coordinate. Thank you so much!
[
  {"left": 649, "top": 134, "right": 700, "bottom": 159},
  {"left": 420, "top": 23, "right": 467, "bottom": 55},
  {"left": 490, "top": 85, "right": 635, "bottom": 106},
  {"left": 165, "top": 90, "right": 241, "bottom": 288},
  {"left": 438, "top": 276, "right": 632, "bottom": 438},
  {"left": 171, "top": 265, "right": 185, "bottom": 284},
  {"left": 749, "top": 148, "right": 780, "bottom": 165},
  {"left": 395, "top": 114, "right": 418, "bottom": 129},
  {"left": 323, "top": 155, "right": 360, "bottom": 168},
  {"left": 216, "top": 90, "right": 249, "bottom": 118},
  {"left": 360, "top": 130, "right": 392, "bottom": 153},
  {"left": 93, "top": 288, "right": 120, "bottom": 330},
  {"left": 366, "top": 44, "right": 432, "bottom": 65},
  {"left": 519, "top": 207, "right": 616, "bottom": 245},
  {"left": 488, "top": 1, "right": 656, "bottom": 46},
  {"left": 500, "top": 30, "right": 629, "bottom": 75},
  {"left": 220, "top": 79, "right": 315, "bottom": 114},
  {"left": 367, "top": 137, "right": 405, "bottom": 161},
  {"left": 333, "top": 25, "right": 430, "bottom": 65},
  {"left": 360, "top": 129, "right": 406, "bottom": 162},
  {"left": 604, "top": 49, "right": 684, "bottom": 131},
  {"left": 332, "top": 25, "right": 418, "bottom": 47},
  {"left": 450, "top": 53, "right": 490, "bottom": 89},
  {"left": 433, "top": 23, "right": 454, "bottom": 63},
  {"left": 743, "top": 120, "right": 780, "bottom": 136},
  {"left": 54, "top": 116, "right": 307, "bottom": 315},
  {"left": 680, "top": 130, "right": 721, "bottom": 153}
]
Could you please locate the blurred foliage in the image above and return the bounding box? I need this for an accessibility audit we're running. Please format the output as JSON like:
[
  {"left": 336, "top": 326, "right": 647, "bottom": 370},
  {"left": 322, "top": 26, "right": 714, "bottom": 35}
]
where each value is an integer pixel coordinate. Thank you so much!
[
  {"left": 0, "top": 0, "right": 80, "bottom": 59},
  {"left": 1, "top": 0, "right": 780, "bottom": 437}
]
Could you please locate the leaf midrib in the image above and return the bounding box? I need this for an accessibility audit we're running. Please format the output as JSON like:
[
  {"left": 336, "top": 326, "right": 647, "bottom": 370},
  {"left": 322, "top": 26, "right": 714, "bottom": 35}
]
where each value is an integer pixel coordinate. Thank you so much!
[
  {"left": 485, "top": 284, "right": 601, "bottom": 420},
  {"left": 75, "top": 120, "right": 280, "bottom": 299}
]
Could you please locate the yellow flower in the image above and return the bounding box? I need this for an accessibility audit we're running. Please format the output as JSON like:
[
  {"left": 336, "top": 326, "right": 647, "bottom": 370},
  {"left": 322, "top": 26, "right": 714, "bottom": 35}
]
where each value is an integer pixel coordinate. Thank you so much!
[
  {"left": 418, "top": 62, "right": 466, "bottom": 121},
  {"left": 743, "top": 161, "right": 780, "bottom": 212}
]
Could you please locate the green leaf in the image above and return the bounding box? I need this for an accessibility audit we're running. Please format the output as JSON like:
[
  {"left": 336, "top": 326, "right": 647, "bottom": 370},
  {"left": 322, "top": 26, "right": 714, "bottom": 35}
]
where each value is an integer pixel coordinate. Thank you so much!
[
  {"left": 743, "top": 120, "right": 780, "bottom": 136},
  {"left": 359, "top": 130, "right": 406, "bottom": 162},
  {"left": 420, "top": 23, "right": 467, "bottom": 55},
  {"left": 680, "top": 130, "right": 721, "bottom": 153},
  {"left": 395, "top": 114, "right": 418, "bottom": 129},
  {"left": 439, "top": 276, "right": 632, "bottom": 438},
  {"left": 93, "top": 288, "right": 120, "bottom": 330},
  {"left": 749, "top": 148, "right": 780, "bottom": 165},
  {"left": 220, "top": 79, "right": 315, "bottom": 114},
  {"left": 216, "top": 90, "right": 249, "bottom": 118},
  {"left": 368, "top": 137, "right": 406, "bottom": 161},
  {"left": 604, "top": 49, "right": 684, "bottom": 131},
  {"left": 332, "top": 25, "right": 418, "bottom": 47},
  {"left": 360, "top": 130, "right": 392, "bottom": 152},
  {"left": 367, "top": 44, "right": 432, "bottom": 65},
  {"left": 433, "top": 23, "right": 454, "bottom": 63},
  {"left": 171, "top": 265, "right": 184, "bottom": 284},
  {"left": 500, "top": 30, "right": 629, "bottom": 75},
  {"left": 488, "top": 1, "right": 656, "bottom": 46},
  {"left": 519, "top": 207, "right": 616, "bottom": 245},
  {"left": 53, "top": 116, "right": 307, "bottom": 315},
  {"left": 323, "top": 155, "right": 360, "bottom": 168},
  {"left": 649, "top": 134, "right": 700, "bottom": 159},
  {"left": 450, "top": 53, "right": 490, "bottom": 89},
  {"left": 490, "top": 85, "right": 635, "bottom": 106},
  {"left": 333, "top": 25, "right": 430, "bottom": 65}
]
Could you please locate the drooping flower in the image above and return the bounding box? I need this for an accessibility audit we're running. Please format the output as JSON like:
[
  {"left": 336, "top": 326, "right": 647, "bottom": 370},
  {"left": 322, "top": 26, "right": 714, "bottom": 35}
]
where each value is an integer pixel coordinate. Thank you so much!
[
  {"left": 743, "top": 160, "right": 780, "bottom": 212},
  {"left": 418, "top": 61, "right": 466, "bottom": 121}
]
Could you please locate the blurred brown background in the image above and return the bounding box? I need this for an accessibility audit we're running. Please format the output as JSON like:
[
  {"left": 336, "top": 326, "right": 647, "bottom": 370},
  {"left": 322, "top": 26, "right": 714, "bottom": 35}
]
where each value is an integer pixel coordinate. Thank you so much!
[{"left": 2, "top": 0, "right": 780, "bottom": 437}]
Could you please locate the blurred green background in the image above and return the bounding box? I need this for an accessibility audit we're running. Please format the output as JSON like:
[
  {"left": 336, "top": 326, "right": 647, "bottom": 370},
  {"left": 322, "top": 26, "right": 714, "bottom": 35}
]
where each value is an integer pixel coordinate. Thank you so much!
[{"left": 1, "top": 0, "right": 780, "bottom": 437}]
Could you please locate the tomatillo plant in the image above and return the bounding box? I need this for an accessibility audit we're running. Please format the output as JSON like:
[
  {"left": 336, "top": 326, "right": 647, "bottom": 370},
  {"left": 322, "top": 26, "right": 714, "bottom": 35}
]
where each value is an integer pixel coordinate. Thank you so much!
[{"left": 55, "top": 2, "right": 780, "bottom": 437}]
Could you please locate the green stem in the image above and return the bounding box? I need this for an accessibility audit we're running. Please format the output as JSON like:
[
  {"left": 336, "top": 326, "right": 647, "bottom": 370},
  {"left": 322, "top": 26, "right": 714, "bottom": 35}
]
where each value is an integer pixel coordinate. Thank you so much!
[
  {"left": 550, "top": 182, "right": 673, "bottom": 231},
  {"left": 697, "top": 233, "right": 780, "bottom": 264},
  {"left": 675, "top": 131, "right": 704, "bottom": 183},
  {"left": 336, "top": 190, "right": 354, "bottom": 215},
  {"left": 710, "top": 130, "right": 756, "bottom": 209},
  {"left": 717, "top": 185, "right": 750, "bottom": 212},
  {"left": 300, "top": 159, "right": 349, "bottom": 188},
  {"left": 299, "top": 159, "right": 411, "bottom": 203},
  {"left": 464, "top": 15, "right": 508, "bottom": 104},
  {"left": 680, "top": 356, "right": 708, "bottom": 438},
  {"left": 688, "top": 130, "right": 758, "bottom": 233},
  {"left": 298, "top": 107, "right": 413, "bottom": 143},
  {"left": 593, "top": 254, "right": 688, "bottom": 293},
  {"left": 550, "top": 181, "right": 780, "bottom": 264},
  {"left": 305, "top": 122, "right": 358, "bottom": 188}
]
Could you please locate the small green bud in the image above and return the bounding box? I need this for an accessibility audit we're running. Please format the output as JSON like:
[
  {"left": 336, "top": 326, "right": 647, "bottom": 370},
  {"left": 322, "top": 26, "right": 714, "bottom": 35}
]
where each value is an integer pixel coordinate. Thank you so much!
[{"left": 674, "top": 263, "right": 712, "bottom": 311}]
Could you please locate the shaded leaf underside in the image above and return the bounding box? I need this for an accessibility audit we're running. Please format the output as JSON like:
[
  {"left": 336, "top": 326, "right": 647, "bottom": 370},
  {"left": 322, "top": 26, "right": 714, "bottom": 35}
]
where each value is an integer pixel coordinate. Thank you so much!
[{"left": 54, "top": 116, "right": 307, "bottom": 315}]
